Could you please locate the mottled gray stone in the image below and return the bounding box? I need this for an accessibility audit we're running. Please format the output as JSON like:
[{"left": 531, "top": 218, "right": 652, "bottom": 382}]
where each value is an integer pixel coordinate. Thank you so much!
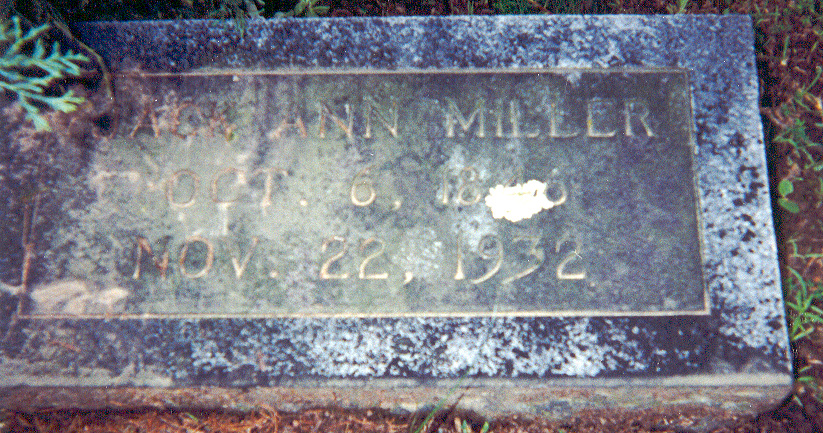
[{"left": 0, "top": 15, "right": 791, "bottom": 426}]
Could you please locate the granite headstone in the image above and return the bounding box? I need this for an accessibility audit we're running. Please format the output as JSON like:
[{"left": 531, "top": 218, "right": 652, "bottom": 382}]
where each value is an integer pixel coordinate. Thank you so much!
[{"left": 0, "top": 15, "right": 792, "bottom": 424}]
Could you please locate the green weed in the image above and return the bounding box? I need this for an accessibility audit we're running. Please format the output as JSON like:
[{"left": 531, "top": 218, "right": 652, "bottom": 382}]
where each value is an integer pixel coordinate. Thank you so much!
[
  {"left": 784, "top": 268, "right": 823, "bottom": 342},
  {"left": 275, "top": 0, "right": 330, "bottom": 17},
  {"left": 777, "top": 178, "right": 801, "bottom": 214},
  {"left": 796, "top": 366, "right": 823, "bottom": 404},
  {"left": 409, "top": 249, "right": 504, "bottom": 433},
  {"left": 774, "top": 116, "right": 823, "bottom": 171},
  {"left": 201, "top": 0, "right": 264, "bottom": 36},
  {"left": 666, "top": 0, "right": 690, "bottom": 14},
  {"left": 771, "top": 67, "right": 822, "bottom": 170},
  {"left": 408, "top": 369, "right": 483, "bottom": 433},
  {"left": 494, "top": 0, "right": 588, "bottom": 14},
  {"left": 493, "top": 0, "right": 531, "bottom": 14},
  {"left": 455, "top": 417, "right": 489, "bottom": 433},
  {"left": 793, "top": 65, "right": 823, "bottom": 124},
  {"left": 783, "top": 268, "right": 823, "bottom": 403},
  {"left": 814, "top": 177, "right": 823, "bottom": 208},
  {"left": 543, "top": 0, "right": 587, "bottom": 13}
]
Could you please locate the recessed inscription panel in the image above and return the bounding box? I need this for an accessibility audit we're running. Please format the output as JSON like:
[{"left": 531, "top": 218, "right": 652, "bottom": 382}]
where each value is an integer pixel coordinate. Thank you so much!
[{"left": 34, "top": 70, "right": 704, "bottom": 317}]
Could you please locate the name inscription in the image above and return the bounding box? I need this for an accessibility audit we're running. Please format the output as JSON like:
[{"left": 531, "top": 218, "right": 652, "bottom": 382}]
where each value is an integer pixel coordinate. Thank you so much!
[
  {"left": 38, "top": 70, "right": 705, "bottom": 317},
  {"left": 129, "top": 86, "right": 657, "bottom": 142}
]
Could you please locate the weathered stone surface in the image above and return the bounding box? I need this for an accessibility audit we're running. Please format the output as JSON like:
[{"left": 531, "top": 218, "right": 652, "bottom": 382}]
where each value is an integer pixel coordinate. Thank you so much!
[{"left": 0, "top": 15, "right": 791, "bottom": 424}]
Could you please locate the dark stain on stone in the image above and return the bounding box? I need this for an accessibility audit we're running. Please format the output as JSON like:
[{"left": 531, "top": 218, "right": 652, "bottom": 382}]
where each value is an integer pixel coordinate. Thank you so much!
[{"left": 728, "top": 131, "right": 747, "bottom": 157}]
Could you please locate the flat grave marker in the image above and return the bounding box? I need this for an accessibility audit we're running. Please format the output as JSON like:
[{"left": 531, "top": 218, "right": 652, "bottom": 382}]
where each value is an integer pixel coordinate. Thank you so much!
[{"left": 0, "top": 15, "right": 792, "bottom": 422}]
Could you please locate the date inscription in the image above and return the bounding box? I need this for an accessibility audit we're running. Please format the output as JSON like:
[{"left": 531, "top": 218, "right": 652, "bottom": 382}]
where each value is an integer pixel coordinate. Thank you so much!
[
  {"left": 132, "top": 164, "right": 585, "bottom": 287},
  {"left": 62, "top": 69, "right": 705, "bottom": 316}
]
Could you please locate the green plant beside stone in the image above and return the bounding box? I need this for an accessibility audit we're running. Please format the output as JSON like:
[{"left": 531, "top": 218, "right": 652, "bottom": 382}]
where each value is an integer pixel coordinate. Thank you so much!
[
  {"left": 784, "top": 268, "right": 823, "bottom": 342},
  {"left": 777, "top": 178, "right": 801, "bottom": 214},
  {"left": 667, "top": 0, "right": 690, "bottom": 14},
  {"left": 496, "top": 0, "right": 588, "bottom": 14},
  {"left": 796, "top": 366, "right": 823, "bottom": 404},
  {"left": 493, "top": 0, "right": 531, "bottom": 14},
  {"left": 785, "top": 267, "right": 823, "bottom": 404},
  {"left": 202, "top": 0, "right": 265, "bottom": 37},
  {"left": 456, "top": 418, "right": 489, "bottom": 433},
  {"left": 275, "top": 0, "right": 329, "bottom": 17},
  {"left": 0, "top": 15, "right": 88, "bottom": 131},
  {"left": 772, "top": 67, "right": 823, "bottom": 171}
]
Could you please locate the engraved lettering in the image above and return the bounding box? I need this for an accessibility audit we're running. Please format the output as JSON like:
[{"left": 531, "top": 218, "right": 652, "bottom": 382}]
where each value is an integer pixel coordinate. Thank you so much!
[
  {"left": 624, "top": 99, "right": 656, "bottom": 137},
  {"left": 493, "top": 100, "right": 538, "bottom": 138},
  {"left": 546, "top": 180, "right": 568, "bottom": 206},
  {"left": 509, "top": 100, "right": 539, "bottom": 138},
  {"left": 216, "top": 202, "right": 232, "bottom": 236},
  {"left": 160, "top": 100, "right": 185, "bottom": 138},
  {"left": 555, "top": 234, "right": 586, "bottom": 280},
  {"left": 179, "top": 235, "right": 215, "bottom": 279},
  {"left": 470, "top": 235, "right": 503, "bottom": 284},
  {"left": 129, "top": 96, "right": 161, "bottom": 138},
  {"left": 320, "top": 237, "right": 349, "bottom": 279},
  {"left": 132, "top": 237, "right": 169, "bottom": 279},
  {"left": 128, "top": 97, "right": 236, "bottom": 140},
  {"left": 174, "top": 103, "right": 206, "bottom": 138},
  {"left": 440, "top": 169, "right": 452, "bottom": 205},
  {"left": 494, "top": 99, "right": 504, "bottom": 138},
  {"left": 454, "top": 236, "right": 465, "bottom": 280},
  {"left": 210, "top": 167, "right": 243, "bottom": 203},
  {"left": 166, "top": 169, "right": 200, "bottom": 208},
  {"left": 587, "top": 98, "right": 617, "bottom": 138},
  {"left": 351, "top": 166, "right": 377, "bottom": 206},
  {"left": 439, "top": 167, "right": 486, "bottom": 206},
  {"left": 456, "top": 167, "right": 481, "bottom": 206},
  {"left": 359, "top": 238, "right": 389, "bottom": 280},
  {"left": 363, "top": 98, "right": 399, "bottom": 138},
  {"left": 203, "top": 106, "right": 237, "bottom": 141},
  {"left": 549, "top": 100, "right": 579, "bottom": 138},
  {"left": 249, "top": 168, "right": 288, "bottom": 214},
  {"left": 318, "top": 103, "right": 353, "bottom": 139},
  {"left": 502, "top": 236, "right": 544, "bottom": 284},
  {"left": 445, "top": 98, "right": 485, "bottom": 138},
  {"left": 230, "top": 237, "right": 259, "bottom": 280},
  {"left": 269, "top": 117, "right": 307, "bottom": 139}
]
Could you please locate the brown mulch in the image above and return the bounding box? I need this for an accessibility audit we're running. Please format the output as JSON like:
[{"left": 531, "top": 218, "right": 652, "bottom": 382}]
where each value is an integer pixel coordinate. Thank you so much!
[
  {"left": 2, "top": 399, "right": 823, "bottom": 433},
  {"left": 3, "top": 0, "right": 823, "bottom": 432}
]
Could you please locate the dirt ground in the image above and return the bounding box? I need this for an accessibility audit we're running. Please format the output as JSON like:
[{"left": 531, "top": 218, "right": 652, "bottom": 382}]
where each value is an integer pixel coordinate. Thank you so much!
[
  {"left": 2, "top": 399, "right": 822, "bottom": 433},
  {"left": 3, "top": 0, "right": 823, "bottom": 432}
]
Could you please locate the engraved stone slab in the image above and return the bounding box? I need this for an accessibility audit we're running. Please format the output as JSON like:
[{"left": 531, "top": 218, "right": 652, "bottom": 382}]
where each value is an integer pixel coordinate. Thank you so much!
[{"left": 0, "top": 15, "right": 792, "bottom": 421}]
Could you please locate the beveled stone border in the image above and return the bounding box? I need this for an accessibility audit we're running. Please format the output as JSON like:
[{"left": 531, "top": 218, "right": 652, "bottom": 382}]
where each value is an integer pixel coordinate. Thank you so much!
[{"left": 0, "top": 15, "right": 792, "bottom": 416}]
